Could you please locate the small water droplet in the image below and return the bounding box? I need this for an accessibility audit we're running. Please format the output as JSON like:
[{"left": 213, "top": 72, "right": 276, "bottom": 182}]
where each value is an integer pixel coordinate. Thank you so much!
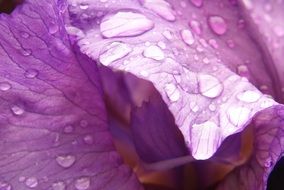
[
  {"left": 20, "top": 32, "right": 30, "bottom": 39},
  {"left": 190, "top": 102, "right": 199, "bottom": 112},
  {"left": 180, "top": 29, "right": 195, "bottom": 45},
  {"left": 64, "top": 125, "right": 74, "bottom": 133},
  {"left": 227, "top": 106, "right": 251, "bottom": 126},
  {"left": 162, "top": 30, "right": 173, "bottom": 40},
  {"left": 237, "top": 65, "right": 249, "bottom": 76},
  {"left": 49, "top": 22, "right": 59, "bottom": 34},
  {"left": 189, "top": 20, "right": 202, "bottom": 35},
  {"left": 24, "top": 69, "right": 38, "bottom": 79},
  {"left": 83, "top": 135, "right": 94, "bottom": 145},
  {"left": 143, "top": 45, "right": 165, "bottom": 61},
  {"left": 56, "top": 155, "right": 76, "bottom": 168},
  {"left": 79, "top": 3, "right": 89, "bottom": 10},
  {"left": 208, "top": 15, "right": 227, "bottom": 35},
  {"left": 208, "top": 39, "right": 218, "bottom": 49},
  {"left": 190, "top": 0, "right": 203, "bottom": 7},
  {"left": 80, "top": 120, "right": 88, "bottom": 128},
  {"left": 237, "top": 19, "right": 245, "bottom": 28},
  {"left": 226, "top": 39, "right": 235, "bottom": 48},
  {"left": 0, "top": 181, "right": 12, "bottom": 190},
  {"left": 11, "top": 105, "right": 24, "bottom": 116},
  {"left": 164, "top": 83, "right": 180, "bottom": 102},
  {"left": 25, "top": 177, "right": 38, "bottom": 188},
  {"left": 52, "top": 181, "right": 66, "bottom": 190},
  {"left": 198, "top": 74, "right": 223, "bottom": 98},
  {"left": 75, "top": 177, "right": 91, "bottom": 190},
  {"left": 0, "top": 82, "right": 11, "bottom": 91},
  {"left": 208, "top": 104, "right": 216, "bottom": 111},
  {"left": 20, "top": 49, "right": 32, "bottom": 56}
]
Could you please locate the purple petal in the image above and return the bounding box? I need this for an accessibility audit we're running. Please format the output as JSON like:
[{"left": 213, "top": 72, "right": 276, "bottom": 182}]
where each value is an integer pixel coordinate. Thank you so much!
[
  {"left": 0, "top": 1, "right": 142, "bottom": 189},
  {"left": 66, "top": 0, "right": 279, "bottom": 160},
  {"left": 216, "top": 105, "right": 284, "bottom": 190}
]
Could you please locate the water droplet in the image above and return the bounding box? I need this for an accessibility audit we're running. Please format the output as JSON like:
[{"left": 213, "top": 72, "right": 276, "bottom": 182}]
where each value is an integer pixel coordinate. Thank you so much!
[
  {"left": 208, "top": 104, "right": 216, "bottom": 111},
  {"left": 237, "top": 65, "right": 249, "bottom": 76},
  {"left": 237, "top": 90, "right": 261, "bottom": 103},
  {"left": 79, "top": 3, "right": 89, "bottom": 10},
  {"left": 226, "top": 39, "right": 235, "bottom": 48},
  {"left": 0, "top": 181, "right": 12, "bottom": 190},
  {"left": 264, "top": 157, "right": 273, "bottom": 168},
  {"left": 20, "top": 49, "right": 32, "bottom": 56},
  {"left": 25, "top": 177, "right": 38, "bottom": 188},
  {"left": 140, "top": 70, "right": 149, "bottom": 77},
  {"left": 24, "top": 69, "right": 38, "bottom": 79},
  {"left": 180, "top": 29, "right": 195, "bottom": 45},
  {"left": 0, "top": 82, "right": 11, "bottom": 91},
  {"left": 143, "top": 45, "right": 165, "bottom": 61},
  {"left": 64, "top": 125, "right": 74, "bottom": 133},
  {"left": 100, "top": 11, "right": 154, "bottom": 38},
  {"left": 189, "top": 20, "right": 202, "bottom": 35},
  {"left": 19, "top": 176, "right": 26, "bottom": 182},
  {"left": 11, "top": 105, "right": 24, "bottom": 116},
  {"left": 190, "top": 102, "right": 199, "bottom": 112},
  {"left": 237, "top": 19, "right": 245, "bottom": 29},
  {"left": 99, "top": 42, "right": 132, "bottom": 66},
  {"left": 49, "top": 22, "right": 59, "bottom": 34},
  {"left": 83, "top": 135, "right": 94, "bottom": 145},
  {"left": 198, "top": 74, "right": 223, "bottom": 98},
  {"left": 20, "top": 32, "right": 30, "bottom": 39},
  {"left": 75, "top": 177, "right": 90, "bottom": 190},
  {"left": 208, "top": 16, "right": 227, "bottom": 35},
  {"left": 164, "top": 83, "right": 180, "bottom": 102},
  {"left": 52, "top": 181, "right": 66, "bottom": 190},
  {"left": 190, "top": 0, "right": 203, "bottom": 7},
  {"left": 56, "top": 155, "right": 76, "bottom": 168},
  {"left": 142, "top": 0, "right": 176, "bottom": 21},
  {"left": 157, "top": 41, "right": 166, "bottom": 49},
  {"left": 208, "top": 39, "right": 218, "bottom": 49},
  {"left": 80, "top": 120, "right": 88, "bottom": 128},
  {"left": 227, "top": 106, "right": 250, "bottom": 126},
  {"left": 162, "top": 30, "right": 173, "bottom": 40},
  {"left": 202, "top": 57, "right": 210, "bottom": 64}
]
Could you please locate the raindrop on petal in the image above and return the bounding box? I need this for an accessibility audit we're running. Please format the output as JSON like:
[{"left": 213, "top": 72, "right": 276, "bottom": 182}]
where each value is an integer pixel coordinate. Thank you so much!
[
  {"left": 190, "top": 0, "right": 203, "bottom": 7},
  {"left": 141, "top": 0, "right": 176, "bottom": 21},
  {"left": 25, "top": 177, "right": 38, "bottom": 188},
  {"left": 52, "top": 181, "right": 66, "bottom": 190},
  {"left": 0, "top": 181, "right": 12, "bottom": 190},
  {"left": 20, "top": 32, "right": 30, "bottom": 39},
  {"left": 0, "top": 82, "right": 11, "bottom": 91},
  {"left": 208, "top": 15, "right": 227, "bottom": 35},
  {"left": 24, "top": 69, "right": 39, "bottom": 79},
  {"left": 79, "top": 3, "right": 89, "bottom": 10},
  {"left": 198, "top": 74, "right": 223, "bottom": 98},
  {"left": 64, "top": 125, "right": 74, "bottom": 133},
  {"left": 164, "top": 83, "right": 180, "bottom": 102},
  {"left": 56, "top": 155, "right": 76, "bottom": 168},
  {"left": 237, "top": 90, "right": 261, "bottom": 103},
  {"left": 11, "top": 105, "right": 25, "bottom": 116},
  {"left": 83, "top": 135, "right": 94, "bottom": 145},
  {"left": 227, "top": 106, "right": 251, "bottom": 126},
  {"left": 189, "top": 20, "right": 202, "bottom": 35},
  {"left": 180, "top": 29, "right": 195, "bottom": 45},
  {"left": 75, "top": 177, "right": 90, "bottom": 190},
  {"left": 142, "top": 45, "right": 165, "bottom": 61}
]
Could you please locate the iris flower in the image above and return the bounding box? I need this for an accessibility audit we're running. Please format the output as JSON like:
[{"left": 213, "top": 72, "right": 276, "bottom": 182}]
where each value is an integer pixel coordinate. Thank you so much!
[{"left": 0, "top": 0, "right": 284, "bottom": 189}]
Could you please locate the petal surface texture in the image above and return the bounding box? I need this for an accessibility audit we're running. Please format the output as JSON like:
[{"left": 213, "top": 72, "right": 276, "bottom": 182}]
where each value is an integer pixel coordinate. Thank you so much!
[
  {"left": 0, "top": 1, "right": 143, "bottom": 189},
  {"left": 66, "top": 0, "right": 281, "bottom": 160}
]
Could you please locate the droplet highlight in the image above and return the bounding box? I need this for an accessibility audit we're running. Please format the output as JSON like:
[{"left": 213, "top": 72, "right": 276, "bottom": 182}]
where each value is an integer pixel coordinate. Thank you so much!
[
  {"left": 52, "top": 181, "right": 66, "bottom": 190},
  {"left": 143, "top": 45, "right": 165, "bottom": 61},
  {"left": 198, "top": 74, "right": 223, "bottom": 98},
  {"left": 0, "top": 181, "right": 12, "bottom": 190},
  {"left": 24, "top": 69, "right": 38, "bottom": 79},
  {"left": 180, "top": 29, "right": 195, "bottom": 45},
  {"left": 11, "top": 105, "right": 24, "bottom": 116},
  {"left": 164, "top": 83, "right": 180, "bottom": 102},
  {"left": 237, "top": 90, "right": 261, "bottom": 103},
  {"left": 142, "top": 0, "right": 176, "bottom": 21},
  {"left": 0, "top": 82, "right": 11, "bottom": 91},
  {"left": 25, "top": 177, "right": 38, "bottom": 188}
]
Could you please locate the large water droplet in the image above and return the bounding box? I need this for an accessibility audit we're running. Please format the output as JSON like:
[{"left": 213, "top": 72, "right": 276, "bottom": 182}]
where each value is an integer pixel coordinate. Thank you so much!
[
  {"left": 11, "top": 105, "right": 25, "bottom": 116},
  {"left": 25, "top": 177, "right": 38, "bottom": 188},
  {"left": 143, "top": 45, "right": 165, "bottom": 61},
  {"left": 0, "top": 181, "right": 12, "bottom": 190},
  {"left": 237, "top": 90, "right": 261, "bottom": 103},
  {"left": 190, "top": 0, "right": 203, "bottom": 7},
  {"left": 52, "top": 181, "right": 66, "bottom": 190},
  {"left": 142, "top": 0, "right": 176, "bottom": 21},
  {"left": 75, "top": 177, "right": 90, "bottom": 190},
  {"left": 99, "top": 42, "right": 132, "bottom": 66},
  {"left": 198, "top": 74, "right": 223, "bottom": 98},
  {"left": 100, "top": 11, "right": 154, "bottom": 38},
  {"left": 180, "top": 29, "right": 195, "bottom": 45},
  {"left": 83, "top": 135, "right": 94, "bottom": 145},
  {"left": 208, "top": 16, "right": 227, "bottom": 35},
  {"left": 56, "top": 155, "right": 76, "bottom": 168},
  {"left": 164, "top": 83, "right": 180, "bottom": 102},
  {"left": 227, "top": 106, "right": 250, "bottom": 126},
  {"left": 0, "top": 82, "right": 11, "bottom": 91},
  {"left": 24, "top": 69, "right": 38, "bottom": 79}
]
